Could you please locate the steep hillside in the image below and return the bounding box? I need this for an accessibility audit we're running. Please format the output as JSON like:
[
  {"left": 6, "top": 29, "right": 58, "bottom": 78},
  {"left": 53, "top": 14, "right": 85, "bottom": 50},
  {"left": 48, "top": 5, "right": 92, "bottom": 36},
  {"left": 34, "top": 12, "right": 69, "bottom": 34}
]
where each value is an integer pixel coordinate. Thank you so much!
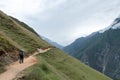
[
  {"left": 0, "top": 11, "right": 111, "bottom": 80},
  {"left": 0, "top": 10, "right": 50, "bottom": 73},
  {"left": 16, "top": 48, "right": 111, "bottom": 80},
  {"left": 10, "top": 16, "right": 39, "bottom": 36},
  {"left": 0, "top": 11, "right": 112, "bottom": 80},
  {"left": 0, "top": 10, "right": 50, "bottom": 52},
  {"left": 64, "top": 16, "right": 120, "bottom": 79}
]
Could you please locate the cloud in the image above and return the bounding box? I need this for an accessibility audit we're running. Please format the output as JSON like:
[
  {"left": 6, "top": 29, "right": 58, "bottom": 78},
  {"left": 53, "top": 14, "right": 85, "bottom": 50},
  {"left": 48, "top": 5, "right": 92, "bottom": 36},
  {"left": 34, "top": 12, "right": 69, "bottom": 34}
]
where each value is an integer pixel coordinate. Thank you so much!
[
  {"left": 2, "top": 0, "right": 39, "bottom": 13},
  {"left": 1, "top": 0, "right": 120, "bottom": 46}
]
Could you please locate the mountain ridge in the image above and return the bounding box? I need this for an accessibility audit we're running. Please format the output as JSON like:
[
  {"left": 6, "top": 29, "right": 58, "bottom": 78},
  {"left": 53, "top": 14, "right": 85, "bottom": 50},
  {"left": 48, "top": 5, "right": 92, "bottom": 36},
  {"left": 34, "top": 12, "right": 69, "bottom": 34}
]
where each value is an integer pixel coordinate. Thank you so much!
[
  {"left": 41, "top": 36, "right": 63, "bottom": 49},
  {"left": 64, "top": 15, "right": 120, "bottom": 80}
]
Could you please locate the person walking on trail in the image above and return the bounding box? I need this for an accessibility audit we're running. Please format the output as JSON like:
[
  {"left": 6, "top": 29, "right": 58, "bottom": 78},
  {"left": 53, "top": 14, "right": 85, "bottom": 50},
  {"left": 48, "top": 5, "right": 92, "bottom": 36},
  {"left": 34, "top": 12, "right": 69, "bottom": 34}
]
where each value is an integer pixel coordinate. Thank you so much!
[{"left": 19, "top": 49, "right": 24, "bottom": 64}]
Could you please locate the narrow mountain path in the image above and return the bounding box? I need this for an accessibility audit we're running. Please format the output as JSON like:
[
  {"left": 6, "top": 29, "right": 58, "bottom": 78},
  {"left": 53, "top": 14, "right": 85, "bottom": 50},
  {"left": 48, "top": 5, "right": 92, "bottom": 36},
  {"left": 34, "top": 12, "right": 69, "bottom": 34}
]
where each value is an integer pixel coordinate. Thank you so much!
[{"left": 0, "top": 48, "right": 51, "bottom": 80}]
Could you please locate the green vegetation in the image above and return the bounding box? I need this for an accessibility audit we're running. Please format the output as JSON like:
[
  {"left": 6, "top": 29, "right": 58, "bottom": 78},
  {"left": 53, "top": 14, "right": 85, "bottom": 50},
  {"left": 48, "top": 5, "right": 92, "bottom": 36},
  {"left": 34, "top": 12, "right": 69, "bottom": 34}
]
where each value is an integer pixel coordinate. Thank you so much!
[
  {"left": 0, "top": 34, "right": 16, "bottom": 73},
  {"left": 21, "top": 48, "right": 112, "bottom": 80},
  {"left": 0, "top": 34, "right": 15, "bottom": 51},
  {"left": 10, "top": 16, "right": 39, "bottom": 36},
  {"left": 0, "top": 11, "right": 50, "bottom": 53},
  {"left": 0, "top": 11, "right": 50, "bottom": 73}
]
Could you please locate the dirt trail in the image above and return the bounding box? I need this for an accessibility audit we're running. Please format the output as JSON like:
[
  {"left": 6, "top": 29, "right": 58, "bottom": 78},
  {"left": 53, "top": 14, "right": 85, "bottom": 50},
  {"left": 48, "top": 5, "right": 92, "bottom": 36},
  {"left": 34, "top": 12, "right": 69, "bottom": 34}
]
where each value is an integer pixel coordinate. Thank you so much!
[{"left": 0, "top": 48, "right": 51, "bottom": 80}]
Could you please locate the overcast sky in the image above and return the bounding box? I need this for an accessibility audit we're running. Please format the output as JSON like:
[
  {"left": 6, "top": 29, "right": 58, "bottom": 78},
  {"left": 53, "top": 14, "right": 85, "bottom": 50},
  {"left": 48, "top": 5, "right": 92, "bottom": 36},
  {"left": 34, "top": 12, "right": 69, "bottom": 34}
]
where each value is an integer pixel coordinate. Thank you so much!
[{"left": 1, "top": 0, "right": 120, "bottom": 46}]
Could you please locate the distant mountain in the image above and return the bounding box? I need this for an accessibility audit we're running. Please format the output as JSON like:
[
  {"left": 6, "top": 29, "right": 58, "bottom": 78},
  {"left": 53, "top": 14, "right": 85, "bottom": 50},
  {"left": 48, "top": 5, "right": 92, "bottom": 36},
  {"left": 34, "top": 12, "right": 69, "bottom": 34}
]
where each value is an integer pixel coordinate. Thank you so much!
[
  {"left": 64, "top": 16, "right": 120, "bottom": 80},
  {"left": 41, "top": 36, "right": 63, "bottom": 49}
]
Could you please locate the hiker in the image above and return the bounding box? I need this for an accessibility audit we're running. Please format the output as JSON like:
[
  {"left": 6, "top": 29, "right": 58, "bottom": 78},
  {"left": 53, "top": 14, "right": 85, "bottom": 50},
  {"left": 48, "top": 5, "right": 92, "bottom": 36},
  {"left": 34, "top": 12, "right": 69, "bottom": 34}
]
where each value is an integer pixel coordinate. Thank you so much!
[{"left": 19, "top": 49, "right": 24, "bottom": 64}]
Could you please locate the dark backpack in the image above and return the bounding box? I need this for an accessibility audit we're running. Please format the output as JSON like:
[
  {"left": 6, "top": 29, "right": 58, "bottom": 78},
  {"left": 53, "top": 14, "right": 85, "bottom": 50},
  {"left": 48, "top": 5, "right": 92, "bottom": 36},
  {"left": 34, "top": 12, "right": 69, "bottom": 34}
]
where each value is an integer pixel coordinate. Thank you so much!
[{"left": 19, "top": 50, "right": 24, "bottom": 57}]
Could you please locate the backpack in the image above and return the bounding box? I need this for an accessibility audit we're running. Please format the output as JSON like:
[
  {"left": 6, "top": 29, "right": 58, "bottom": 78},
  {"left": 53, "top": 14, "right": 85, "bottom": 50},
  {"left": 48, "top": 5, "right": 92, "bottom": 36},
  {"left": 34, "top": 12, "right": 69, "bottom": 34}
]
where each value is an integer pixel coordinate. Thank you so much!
[{"left": 19, "top": 50, "right": 24, "bottom": 56}]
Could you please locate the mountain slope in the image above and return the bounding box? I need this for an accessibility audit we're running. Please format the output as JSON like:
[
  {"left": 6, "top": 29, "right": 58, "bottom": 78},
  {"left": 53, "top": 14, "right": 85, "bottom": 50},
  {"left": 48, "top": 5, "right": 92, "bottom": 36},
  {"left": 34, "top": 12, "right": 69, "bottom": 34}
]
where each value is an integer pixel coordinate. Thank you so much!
[
  {"left": 64, "top": 16, "right": 120, "bottom": 79},
  {"left": 0, "top": 10, "right": 50, "bottom": 73},
  {"left": 16, "top": 48, "right": 112, "bottom": 80},
  {"left": 0, "top": 11, "right": 112, "bottom": 80},
  {"left": 10, "top": 16, "right": 39, "bottom": 36},
  {"left": 0, "top": 10, "right": 50, "bottom": 52}
]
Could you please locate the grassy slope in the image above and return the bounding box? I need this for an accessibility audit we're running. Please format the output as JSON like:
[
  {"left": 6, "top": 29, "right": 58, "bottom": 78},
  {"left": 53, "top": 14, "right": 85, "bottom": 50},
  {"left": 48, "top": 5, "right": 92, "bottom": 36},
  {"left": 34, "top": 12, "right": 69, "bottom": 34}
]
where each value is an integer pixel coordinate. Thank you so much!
[
  {"left": 0, "top": 11, "right": 50, "bottom": 53},
  {"left": 0, "top": 33, "right": 16, "bottom": 73},
  {"left": 0, "top": 11, "right": 50, "bottom": 73},
  {"left": 10, "top": 16, "right": 39, "bottom": 36},
  {"left": 21, "top": 48, "right": 112, "bottom": 80}
]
